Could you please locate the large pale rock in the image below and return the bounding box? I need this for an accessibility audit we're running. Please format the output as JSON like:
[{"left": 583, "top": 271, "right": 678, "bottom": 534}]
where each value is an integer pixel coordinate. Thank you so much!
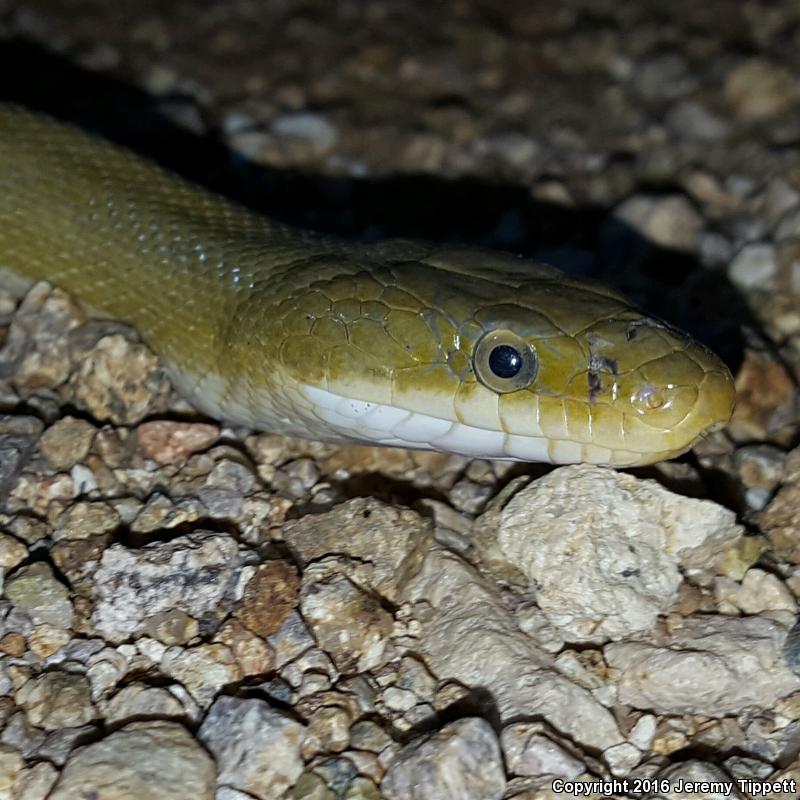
[
  {"left": 478, "top": 466, "right": 742, "bottom": 641},
  {"left": 605, "top": 615, "right": 800, "bottom": 715},
  {"left": 403, "top": 548, "right": 624, "bottom": 751}
]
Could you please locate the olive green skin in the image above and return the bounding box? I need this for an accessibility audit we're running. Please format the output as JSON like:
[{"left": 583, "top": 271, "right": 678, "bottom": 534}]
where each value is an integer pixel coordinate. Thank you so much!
[{"left": 0, "top": 105, "right": 735, "bottom": 464}]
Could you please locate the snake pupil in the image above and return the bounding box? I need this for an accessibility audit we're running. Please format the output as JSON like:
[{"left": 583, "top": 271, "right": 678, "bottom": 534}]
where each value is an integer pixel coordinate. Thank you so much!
[{"left": 488, "top": 345, "right": 522, "bottom": 378}]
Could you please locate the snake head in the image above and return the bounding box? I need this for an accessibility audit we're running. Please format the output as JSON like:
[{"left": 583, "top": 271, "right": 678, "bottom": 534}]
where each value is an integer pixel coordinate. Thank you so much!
[{"left": 264, "top": 246, "right": 734, "bottom": 466}]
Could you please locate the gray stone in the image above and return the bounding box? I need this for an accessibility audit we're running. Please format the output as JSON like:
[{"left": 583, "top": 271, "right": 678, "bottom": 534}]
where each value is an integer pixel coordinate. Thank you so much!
[
  {"left": 198, "top": 695, "right": 305, "bottom": 799},
  {"left": 382, "top": 718, "right": 505, "bottom": 800}
]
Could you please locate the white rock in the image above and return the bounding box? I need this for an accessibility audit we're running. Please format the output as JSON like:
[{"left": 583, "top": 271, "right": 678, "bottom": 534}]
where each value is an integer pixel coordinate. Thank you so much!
[
  {"left": 88, "top": 532, "right": 253, "bottom": 642},
  {"left": 628, "top": 714, "right": 657, "bottom": 750},
  {"left": 479, "top": 466, "right": 742, "bottom": 641},
  {"left": 271, "top": 112, "right": 338, "bottom": 155},
  {"left": 382, "top": 718, "right": 505, "bottom": 800},
  {"left": 383, "top": 687, "right": 418, "bottom": 712},
  {"left": 197, "top": 695, "right": 305, "bottom": 799},
  {"left": 736, "top": 568, "right": 797, "bottom": 614},
  {"left": 728, "top": 243, "right": 778, "bottom": 291},
  {"left": 403, "top": 548, "right": 624, "bottom": 751},
  {"left": 603, "top": 741, "right": 641, "bottom": 777},
  {"left": 613, "top": 194, "right": 703, "bottom": 251},
  {"left": 605, "top": 615, "right": 800, "bottom": 715}
]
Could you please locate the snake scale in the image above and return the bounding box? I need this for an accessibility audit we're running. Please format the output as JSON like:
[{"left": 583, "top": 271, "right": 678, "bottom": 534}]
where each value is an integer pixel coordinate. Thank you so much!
[{"left": 0, "top": 104, "right": 735, "bottom": 466}]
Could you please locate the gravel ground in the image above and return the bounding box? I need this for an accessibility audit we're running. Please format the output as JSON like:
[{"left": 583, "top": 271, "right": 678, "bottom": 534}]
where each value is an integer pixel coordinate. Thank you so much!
[{"left": 1, "top": 1, "right": 800, "bottom": 798}]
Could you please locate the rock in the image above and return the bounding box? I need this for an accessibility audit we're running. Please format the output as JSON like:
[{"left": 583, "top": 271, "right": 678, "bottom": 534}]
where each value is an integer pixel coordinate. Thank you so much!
[
  {"left": 0, "top": 415, "right": 44, "bottom": 503},
  {"left": 301, "top": 566, "right": 394, "bottom": 672},
  {"left": 39, "top": 416, "right": 96, "bottom": 471},
  {"left": 47, "top": 721, "right": 215, "bottom": 799},
  {"left": 735, "top": 568, "right": 796, "bottom": 614},
  {"left": 198, "top": 695, "right": 305, "bottom": 799},
  {"left": 725, "top": 58, "right": 799, "bottom": 121},
  {"left": 142, "top": 609, "right": 199, "bottom": 645},
  {"left": 130, "top": 492, "right": 203, "bottom": 534},
  {"left": 53, "top": 500, "right": 120, "bottom": 540},
  {"left": 734, "top": 445, "right": 786, "bottom": 513},
  {"left": 267, "top": 610, "right": 317, "bottom": 668},
  {"left": 271, "top": 111, "right": 338, "bottom": 154},
  {"left": 628, "top": 714, "right": 657, "bottom": 751},
  {"left": 0, "top": 745, "right": 24, "bottom": 795},
  {"left": 34, "top": 724, "right": 99, "bottom": 766},
  {"left": 28, "top": 624, "right": 71, "bottom": 660},
  {"left": 728, "top": 243, "right": 778, "bottom": 292},
  {"left": 606, "top": 615, "right": 800, "bottom": 715},
  {"left": 302, "top": 705, "right": 352, "bottom": 757},
  {"left": 382, "top": 718, "right": 504, "bottom": 800},
  {"left": 478, "top": 466, "right": 742, "bottom": 641},
  {"left": 136, "top": 420, "right": 219, "bottom": 465},
  {"left": 4, "top": 562, "right": 73, "bottom": 629},
  {"left": 633, "top": 52, "right": 697, "bottom": 102},
  {"left": 403, "top": 548, "right": 624, "bottom": 751},
  {"left": 282, "top": 497, "right": 432, "bottom": 603},
  {"left": 67, "top": 333, "right": 172, "bottom": 424},
  {"left": 478, "top": 132, "right": 540, "bottom": 171},
  {"left": 761, "top": 448, "right": 800, "bottom": 562},
  {"left": 603, "top": 741, "right": 641, "bottom": 777},
  {"left": 500, "top": 721, "right": 585, "bottom": 780},
  {"left": 665, "top": 101, "right": 730, "bottom": 142},
  {"left": 394, "top": 655, "right": 437, "bottom": 703},
  {"left": 88, "top": 531, "right": 253, "bottom": 642},
  {"left": 4, "top": 284, "right": 85, "bottom": 395},
  {"left": 161, "top": 643, "right": 242, "bottom": 707},
  {"left": 12, "top": 760, "right": 58, "bottom": 800},
  {"left": 0, "top": 533, "right": 27, "bottom": 570},
  {"left": 612, "top": 194, "right": 703, "bottom": 252},
  {"left": 102, "top": 683, "right": 190, "bottom": 726},
  {"left": 234, "top": 560, "right": 299, "bottom": 637},
  {"left": 729, "top": 349, "right": 799, "bottom": 444},
  {"left": 214, "top": 618, "right": 275, "bottom": 676},
  {"left": 16, "top": 672, "right": 95, "bottom": 731}
]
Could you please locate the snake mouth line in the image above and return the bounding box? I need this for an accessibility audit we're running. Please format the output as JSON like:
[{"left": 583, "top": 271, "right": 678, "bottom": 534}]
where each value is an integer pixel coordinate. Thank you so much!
[{"left": 300, "top": 384, "right": 677, "bottom": 466}]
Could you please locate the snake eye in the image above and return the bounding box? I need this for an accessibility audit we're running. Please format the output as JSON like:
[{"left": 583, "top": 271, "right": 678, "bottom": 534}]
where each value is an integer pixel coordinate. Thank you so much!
[{"left": 473, "top": 329, "right": 538, "bottom": 393}]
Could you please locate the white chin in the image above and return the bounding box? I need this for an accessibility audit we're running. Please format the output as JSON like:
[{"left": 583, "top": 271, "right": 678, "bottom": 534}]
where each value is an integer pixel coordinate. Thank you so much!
[{"left": 302, "top": 384, "right": 625, "bottom": 464}]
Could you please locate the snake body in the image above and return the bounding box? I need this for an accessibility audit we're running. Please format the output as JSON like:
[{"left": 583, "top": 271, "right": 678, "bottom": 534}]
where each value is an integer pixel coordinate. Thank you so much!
[{"left": 0, "top": 105, "right": 735, "bottom": 465}]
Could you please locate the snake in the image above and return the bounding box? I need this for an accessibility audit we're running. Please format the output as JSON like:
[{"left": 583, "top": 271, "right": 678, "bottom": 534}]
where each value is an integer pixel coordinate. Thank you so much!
[{"left": 0, "top": 104, "right": 735, "bottom": 466}]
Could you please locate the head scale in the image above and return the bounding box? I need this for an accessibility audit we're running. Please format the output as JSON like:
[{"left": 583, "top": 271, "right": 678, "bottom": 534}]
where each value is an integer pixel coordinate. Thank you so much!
[{"left": 260, "top": 246, "right": 735, "bottom": 466}]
